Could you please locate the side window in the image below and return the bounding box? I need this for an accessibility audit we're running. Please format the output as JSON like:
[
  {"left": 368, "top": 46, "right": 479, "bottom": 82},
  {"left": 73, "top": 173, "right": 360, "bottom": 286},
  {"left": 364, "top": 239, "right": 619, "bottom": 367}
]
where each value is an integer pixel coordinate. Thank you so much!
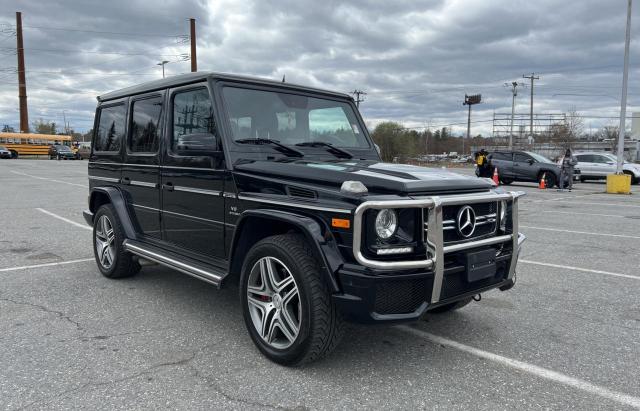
[
  {"left": 129, "top": 96, "right": 162, "bottom": 153},
  {"left": 172, "top": 88, "right": 216, "bottom": 149},
  {"left": 593, "top": 155, "right": 609, "bottom": 164},
  {"left": 576, "top": 154, "right": 590, "bottom": 162},
  {"left": 514, "top": 153, "right": 530, "bottom": 163},
  {"left": 95, "top": 104, "right": 125, "bottom": 152}
]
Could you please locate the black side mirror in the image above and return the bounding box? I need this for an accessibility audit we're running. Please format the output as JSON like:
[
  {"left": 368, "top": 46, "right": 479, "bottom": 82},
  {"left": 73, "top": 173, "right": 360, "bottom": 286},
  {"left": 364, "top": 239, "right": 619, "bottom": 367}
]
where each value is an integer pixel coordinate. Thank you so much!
[
  {"left": 174, "top": 133, "right": 220, "bottom": 156},
  {"left": 527, "top": 159, "right": 535, "bottom": 165}
]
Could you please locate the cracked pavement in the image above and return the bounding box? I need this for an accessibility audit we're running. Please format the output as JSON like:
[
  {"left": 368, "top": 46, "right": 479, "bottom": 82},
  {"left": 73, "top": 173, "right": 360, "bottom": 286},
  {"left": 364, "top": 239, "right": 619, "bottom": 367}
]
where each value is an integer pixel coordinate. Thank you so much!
[{"left": 1, "top": 159, "right": 639, "bottom": 410}]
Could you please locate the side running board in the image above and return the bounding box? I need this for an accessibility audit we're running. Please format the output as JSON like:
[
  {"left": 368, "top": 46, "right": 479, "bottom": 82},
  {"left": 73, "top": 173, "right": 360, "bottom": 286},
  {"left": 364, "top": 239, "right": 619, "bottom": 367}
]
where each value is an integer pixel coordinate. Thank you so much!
[{"left": 123, "top": 240, "right": 226, "bottom": 288}]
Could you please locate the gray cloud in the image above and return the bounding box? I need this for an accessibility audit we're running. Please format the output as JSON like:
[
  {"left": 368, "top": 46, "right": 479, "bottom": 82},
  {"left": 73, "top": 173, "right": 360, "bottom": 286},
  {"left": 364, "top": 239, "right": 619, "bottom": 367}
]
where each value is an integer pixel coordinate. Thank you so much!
[{"left": 0, "top": 0, "right": 638, "bottom": 135}]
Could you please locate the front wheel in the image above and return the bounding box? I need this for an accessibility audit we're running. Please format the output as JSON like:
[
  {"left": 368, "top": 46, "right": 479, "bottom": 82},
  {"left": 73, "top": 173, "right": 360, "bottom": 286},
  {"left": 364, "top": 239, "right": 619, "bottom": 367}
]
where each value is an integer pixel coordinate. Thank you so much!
[
  {"left": 540, "top": 172, "right": 557, "bottom": 188},
  {"left": 499, "top": 178, "right": 513, "bottom": 185},
  {"left": 623, "top": 171, "right": 638, "bottom": 185},
  {"left": 240, "top": 234, "right": 344, "bottom": 365}
]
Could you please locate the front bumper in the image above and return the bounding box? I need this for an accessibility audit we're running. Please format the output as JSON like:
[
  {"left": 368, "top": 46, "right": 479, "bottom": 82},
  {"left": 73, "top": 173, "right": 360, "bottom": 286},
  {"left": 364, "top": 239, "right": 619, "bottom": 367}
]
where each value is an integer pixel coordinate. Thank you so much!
[{"left": 333, "top": 191, "right": 525, "bottom": 324}]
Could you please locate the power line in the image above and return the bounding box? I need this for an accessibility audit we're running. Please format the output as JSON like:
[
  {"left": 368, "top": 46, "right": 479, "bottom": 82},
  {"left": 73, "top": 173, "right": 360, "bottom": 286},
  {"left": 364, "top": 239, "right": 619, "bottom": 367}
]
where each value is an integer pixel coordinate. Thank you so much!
[
  {"left": 352, "top": 89, "right": 367, "bottom": 108},
  {"left": 0, "top": 46, "right": 188, "bottom": 57},
  {"left": 2, "top": 23, "right": 186, "bottom": 38}
]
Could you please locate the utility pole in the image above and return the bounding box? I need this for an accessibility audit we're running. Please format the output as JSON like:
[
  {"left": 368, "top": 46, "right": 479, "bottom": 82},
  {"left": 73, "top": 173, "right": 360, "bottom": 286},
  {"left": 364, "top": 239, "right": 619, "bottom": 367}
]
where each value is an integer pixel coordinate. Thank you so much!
[
  {"left": 352, "top": 90, "right": 366, "bottom": 108},
  {"left": 16, "top": 11, "right": 28, "bottom": 133},
  {"left": 616, "top": 0, "right": 632, "bottom": 174},
  {"left": 463, "top": 94, "right": 481, "bottom": 155},
  {"left": 189, "top": 18, "right": 197, "bottom": 72},
  {"left": 62, "top": 110, "right": 68, "bottom": 135},
  {"left": 523, "top": 73, "right": 539, "bottom": 143},
  {"left": 505, "top": 81, "right": 521, "bottom": 150}
]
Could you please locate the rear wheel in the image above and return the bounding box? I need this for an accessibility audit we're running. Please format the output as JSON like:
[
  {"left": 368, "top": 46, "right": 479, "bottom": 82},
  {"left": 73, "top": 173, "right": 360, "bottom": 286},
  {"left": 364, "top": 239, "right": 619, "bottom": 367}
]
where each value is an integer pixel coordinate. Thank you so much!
[
  {"left": 240, "top": 234, "right": 344, "bottom": 365},
  {"left": 427, "top": 298, "right": 473, "bottom": 314},
  {"left": 92, "top": 204, "right": 140, "bottom": 279}
]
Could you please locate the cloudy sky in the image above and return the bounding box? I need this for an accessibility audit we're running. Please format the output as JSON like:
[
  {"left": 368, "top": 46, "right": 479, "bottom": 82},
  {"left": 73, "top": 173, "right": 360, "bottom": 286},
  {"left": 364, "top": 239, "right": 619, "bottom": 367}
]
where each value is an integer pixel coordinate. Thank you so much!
[{"left": 0, "top": 0, "right": 639, "bottom": 136}]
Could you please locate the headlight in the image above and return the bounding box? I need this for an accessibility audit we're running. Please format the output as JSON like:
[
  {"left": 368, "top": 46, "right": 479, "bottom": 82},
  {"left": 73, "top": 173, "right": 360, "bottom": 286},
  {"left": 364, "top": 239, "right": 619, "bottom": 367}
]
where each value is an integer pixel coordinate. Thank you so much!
[
  {"left": 375, "top": 209, "right": 398, "bottom": 239},
  {"left": 499, "top": 200, "right": 507, "bottom": 231}
]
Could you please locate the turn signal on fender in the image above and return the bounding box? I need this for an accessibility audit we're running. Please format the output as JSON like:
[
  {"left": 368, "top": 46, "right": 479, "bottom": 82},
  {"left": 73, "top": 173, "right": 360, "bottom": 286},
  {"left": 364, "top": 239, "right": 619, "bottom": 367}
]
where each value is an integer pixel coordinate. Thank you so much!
[{"left": 331, "top": 218, "right": 351, "bottom": 229}]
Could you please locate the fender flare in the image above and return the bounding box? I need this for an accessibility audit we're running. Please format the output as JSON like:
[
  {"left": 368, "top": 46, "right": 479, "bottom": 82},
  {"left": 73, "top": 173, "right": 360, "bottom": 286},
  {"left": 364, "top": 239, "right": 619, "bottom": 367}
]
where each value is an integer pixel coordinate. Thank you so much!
[
  {"left": 229, "top": 209, "right": 344, "bottom": 293},
  {"left": 89, "top": 186, "right": 138, "bottom": 240}
]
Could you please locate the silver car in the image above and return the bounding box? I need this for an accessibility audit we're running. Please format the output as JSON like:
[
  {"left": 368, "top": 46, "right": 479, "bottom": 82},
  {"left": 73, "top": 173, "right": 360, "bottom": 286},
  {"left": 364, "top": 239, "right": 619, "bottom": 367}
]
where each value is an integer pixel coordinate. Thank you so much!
[{"left": 574, "top": 152, "right": 640, "bottom": 184}]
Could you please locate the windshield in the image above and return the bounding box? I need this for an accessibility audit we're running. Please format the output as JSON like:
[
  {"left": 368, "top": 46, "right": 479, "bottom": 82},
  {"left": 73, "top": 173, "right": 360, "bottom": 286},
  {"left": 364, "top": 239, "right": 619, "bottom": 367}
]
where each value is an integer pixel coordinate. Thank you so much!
[
  {"left": 222, "top": 87, "right": 370, "bottom": 149},
  {"left": 602, "top": 153, "right": 619, "bottom": 162},
  {"left": 528, "top": 152, "right": 554, "bottom": 164},
  {"left": 57, "top": 145, "right": 71, "bottom": 151}
]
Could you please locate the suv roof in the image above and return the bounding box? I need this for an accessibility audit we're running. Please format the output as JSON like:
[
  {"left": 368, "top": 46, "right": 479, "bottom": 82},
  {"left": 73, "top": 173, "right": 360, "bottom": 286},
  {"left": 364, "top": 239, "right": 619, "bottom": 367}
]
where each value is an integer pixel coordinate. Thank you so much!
[{"left": 98, "top": 72, "right": 353, "bottom": 102}]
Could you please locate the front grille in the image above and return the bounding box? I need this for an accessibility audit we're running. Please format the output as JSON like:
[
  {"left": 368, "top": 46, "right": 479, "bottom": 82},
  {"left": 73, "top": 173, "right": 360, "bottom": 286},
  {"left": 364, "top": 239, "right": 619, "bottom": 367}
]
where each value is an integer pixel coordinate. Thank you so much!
[
  {"left": 374, "top": 278, "right": 430, "bottom": 315},
  {"left": 424, "top": 202, "right": 498, "bottom": 244}
]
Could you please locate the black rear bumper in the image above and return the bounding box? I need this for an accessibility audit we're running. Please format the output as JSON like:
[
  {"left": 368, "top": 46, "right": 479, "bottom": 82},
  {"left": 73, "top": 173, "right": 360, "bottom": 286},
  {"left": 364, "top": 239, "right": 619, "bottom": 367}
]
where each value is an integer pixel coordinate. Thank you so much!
[{"left": 332, "top": 250, "right": 515, "bottom": 324}]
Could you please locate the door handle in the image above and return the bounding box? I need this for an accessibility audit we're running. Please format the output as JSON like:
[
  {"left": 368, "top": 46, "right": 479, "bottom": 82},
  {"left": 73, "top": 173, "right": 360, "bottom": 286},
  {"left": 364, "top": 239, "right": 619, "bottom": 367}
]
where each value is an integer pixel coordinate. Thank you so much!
[
  {"left": 121, "top": 177, "right": 131, "bottom": 185},
  {"left": 163, "top": 182, "right": 174, "bottom": 192}
]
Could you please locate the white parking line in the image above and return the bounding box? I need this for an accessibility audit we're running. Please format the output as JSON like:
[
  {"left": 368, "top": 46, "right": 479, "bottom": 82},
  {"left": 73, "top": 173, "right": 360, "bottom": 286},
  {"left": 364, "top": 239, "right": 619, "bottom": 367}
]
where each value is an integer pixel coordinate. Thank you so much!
[
  {"left": 399, "top": 326, "right": 640, "bottom": 409},
  {"left": 521, "top": 225, "right": 640, "bottom": 239},
  {"left": 36, "top": 208, "right": 91, "bottom": 231},
  {"left": 520, "top": 260, "right": 640, "bottom": 281},
  {"left": 0, "top": 258, "right": 94, "bottom": 273},
  {"left": 10, "top": 170, "right": 87, "bottom": 188},
  {"left": 537, "top": 210, "right": 627, "bottom": 218},
  {"left": 542, "top": 200, "right": 640, "bottom": 208}
]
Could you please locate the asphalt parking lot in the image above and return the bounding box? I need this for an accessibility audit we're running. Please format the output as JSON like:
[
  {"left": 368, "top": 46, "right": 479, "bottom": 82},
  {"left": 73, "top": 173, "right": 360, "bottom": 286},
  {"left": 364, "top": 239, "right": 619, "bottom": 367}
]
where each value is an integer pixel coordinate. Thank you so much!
[{"left": 1, "top": 159, "right": 639, "bottom": 410}]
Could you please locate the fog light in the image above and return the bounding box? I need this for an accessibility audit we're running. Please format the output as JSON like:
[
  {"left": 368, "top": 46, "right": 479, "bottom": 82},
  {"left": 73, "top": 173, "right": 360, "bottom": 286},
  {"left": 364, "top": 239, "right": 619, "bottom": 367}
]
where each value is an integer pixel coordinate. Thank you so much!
[{"left": 376, "top": 246, "right": 413, "bottom": 255}]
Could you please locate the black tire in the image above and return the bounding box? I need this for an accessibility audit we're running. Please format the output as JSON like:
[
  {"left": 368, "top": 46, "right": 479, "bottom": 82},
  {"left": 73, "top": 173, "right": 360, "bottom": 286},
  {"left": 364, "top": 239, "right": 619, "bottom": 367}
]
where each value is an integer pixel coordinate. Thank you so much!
[
  {"left": 427, "top": 298, "right": 473, "bottom": 314},
  {"left": 10, "top": 151, "right": 18, "bottom": 159},
  {"left": 540, "top": 171, "right": 557, "bottom": 188},
  {"left": 579, "top": 176, "right": 586, "bottom": 183},
  {"left": 623, "top": 171, "right": 638, "bottom": 185},
  {"left": 240, "top": 234, "right": 345, "bottom": 365},
  {"left": 499, "top": 178, "right": 513, "bottom": 185},
  {"left": 92, "top": 204, "right": 140, "bottom": 279}
]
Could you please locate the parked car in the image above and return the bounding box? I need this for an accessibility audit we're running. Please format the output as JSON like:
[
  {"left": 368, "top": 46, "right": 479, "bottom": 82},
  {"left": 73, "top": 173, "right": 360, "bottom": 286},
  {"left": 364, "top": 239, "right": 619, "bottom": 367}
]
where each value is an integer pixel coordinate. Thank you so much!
[
  {"left": 488, "top": 150, "right": 563, "bottom": 187},
  {"left": 0, "top": 145, "right": 12, "bottom": 159},
  {"left": 48, "top": 144, "right": 76, "bottom": 160},
  {"left": 76, "top": 142, "right": 92, "bottom": 159},
  {"left": 83, "top": 72, "right": 525, "bottom": 365},
  {"left": 574, "top": 152, "right": 640, "bottom": 184}
]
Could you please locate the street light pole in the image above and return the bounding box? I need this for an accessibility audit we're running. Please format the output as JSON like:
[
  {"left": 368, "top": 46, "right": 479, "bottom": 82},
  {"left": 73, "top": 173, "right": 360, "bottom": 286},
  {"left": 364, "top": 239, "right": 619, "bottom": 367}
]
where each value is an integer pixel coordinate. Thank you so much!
[
  {"left": 463, "top": 94, "right": 481, "bottom": 155},
  {"left": 616, "top": 0, "right": 632, "bottom": 174},
  {"left": 157, "top": 60, "right": 169, "bottom": 78}
]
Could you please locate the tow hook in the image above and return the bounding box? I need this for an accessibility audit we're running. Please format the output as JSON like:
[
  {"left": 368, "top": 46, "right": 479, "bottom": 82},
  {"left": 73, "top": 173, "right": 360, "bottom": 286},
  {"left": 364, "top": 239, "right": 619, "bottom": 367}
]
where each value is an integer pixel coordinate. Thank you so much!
[{"left": 472, "top": 294, "right": 482, "bottom": 302}]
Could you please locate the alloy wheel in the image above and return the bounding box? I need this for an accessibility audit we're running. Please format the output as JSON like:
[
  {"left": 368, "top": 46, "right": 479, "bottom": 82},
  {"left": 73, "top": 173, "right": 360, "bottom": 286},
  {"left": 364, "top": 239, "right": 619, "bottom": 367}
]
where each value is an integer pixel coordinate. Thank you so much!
[
  {"left": 95, "top": 215, "right": 116, "bottom": 270},
  {"left": 246, "top": 256, "right": 301, "bottom": 349}
]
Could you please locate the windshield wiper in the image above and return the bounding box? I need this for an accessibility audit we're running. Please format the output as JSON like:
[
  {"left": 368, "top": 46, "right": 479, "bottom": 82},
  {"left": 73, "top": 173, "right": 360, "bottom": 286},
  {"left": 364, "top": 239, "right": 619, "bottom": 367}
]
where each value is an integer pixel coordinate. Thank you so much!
[
  {"left": 235, "top": 138, "right": 304, "bottom": 158},
  {"left": 295, "top": 141, "right": 353, "bottom": 159}
]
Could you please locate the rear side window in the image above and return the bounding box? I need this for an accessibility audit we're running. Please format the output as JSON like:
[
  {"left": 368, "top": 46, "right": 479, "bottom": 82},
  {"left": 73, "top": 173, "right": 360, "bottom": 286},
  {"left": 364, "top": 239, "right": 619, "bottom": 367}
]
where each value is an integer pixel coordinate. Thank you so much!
[
  {"left": 130, "top": 96, "right": 163, "bottom": 153},
  {"left": 95, "top": 104, "right": 125, "bottom": 152},
  {"left": 492, "top": 152, "right": 511, "bottom": 161},
  {"left": 576, "top": 154, "right": 590, "bottom": 162},
  {"left": 172, "top": 88, "right": 216, "bottom": 149}
]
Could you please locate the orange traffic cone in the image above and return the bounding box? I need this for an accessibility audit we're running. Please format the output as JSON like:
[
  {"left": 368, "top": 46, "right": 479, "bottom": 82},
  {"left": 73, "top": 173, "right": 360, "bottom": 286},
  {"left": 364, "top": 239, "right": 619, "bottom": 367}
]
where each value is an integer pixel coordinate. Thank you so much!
[
  {"left": 539, "top": 173, "right": 547, "bottom": 189},
  {"left": 492, "top": 167, "right": 500, "bottom": 185}
]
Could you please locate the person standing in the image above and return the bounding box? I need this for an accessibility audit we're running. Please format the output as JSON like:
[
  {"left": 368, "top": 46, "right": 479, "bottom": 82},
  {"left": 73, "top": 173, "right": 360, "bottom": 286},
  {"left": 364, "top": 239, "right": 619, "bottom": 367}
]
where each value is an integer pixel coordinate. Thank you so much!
[
  {"left": 475, "top": 149, "right": 490, "bottom": 178},
  {"left": 558, "top": 148, "right": 577, "bottom": 191}
]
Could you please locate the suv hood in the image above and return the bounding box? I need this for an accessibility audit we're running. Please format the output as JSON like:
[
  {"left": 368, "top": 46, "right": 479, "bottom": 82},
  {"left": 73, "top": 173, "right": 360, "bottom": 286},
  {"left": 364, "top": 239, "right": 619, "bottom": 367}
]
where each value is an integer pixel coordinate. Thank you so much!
[{"left": 234, "top": 159, "right": 492, "bottom": 195}]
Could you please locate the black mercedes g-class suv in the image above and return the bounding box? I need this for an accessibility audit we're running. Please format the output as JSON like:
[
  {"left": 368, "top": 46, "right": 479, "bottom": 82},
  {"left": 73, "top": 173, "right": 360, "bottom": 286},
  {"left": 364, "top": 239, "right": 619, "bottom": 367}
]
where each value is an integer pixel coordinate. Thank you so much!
[{"left": 83, "top": 72, "right": 525, "bottom": 365}]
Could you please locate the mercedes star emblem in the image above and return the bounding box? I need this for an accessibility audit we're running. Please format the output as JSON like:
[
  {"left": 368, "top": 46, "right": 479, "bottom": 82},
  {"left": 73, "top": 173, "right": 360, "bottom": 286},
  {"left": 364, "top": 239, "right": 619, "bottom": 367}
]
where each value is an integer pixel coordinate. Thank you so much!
[{"left": 457, "top": 205, "right": 476, "bottom": 238}]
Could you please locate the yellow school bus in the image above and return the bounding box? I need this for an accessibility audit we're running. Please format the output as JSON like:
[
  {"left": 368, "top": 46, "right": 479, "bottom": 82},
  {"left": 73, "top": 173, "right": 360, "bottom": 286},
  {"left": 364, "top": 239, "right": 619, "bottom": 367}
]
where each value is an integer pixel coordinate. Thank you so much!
[{"left": 0, "top": 133, "right": 72, "bottom": 158}]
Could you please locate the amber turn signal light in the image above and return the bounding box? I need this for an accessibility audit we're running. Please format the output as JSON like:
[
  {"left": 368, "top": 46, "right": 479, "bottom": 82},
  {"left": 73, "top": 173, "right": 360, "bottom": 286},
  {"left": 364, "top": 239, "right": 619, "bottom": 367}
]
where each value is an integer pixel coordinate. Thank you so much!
[{"left": 331, "top": 218, "right": 351, "bottom": 229}]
